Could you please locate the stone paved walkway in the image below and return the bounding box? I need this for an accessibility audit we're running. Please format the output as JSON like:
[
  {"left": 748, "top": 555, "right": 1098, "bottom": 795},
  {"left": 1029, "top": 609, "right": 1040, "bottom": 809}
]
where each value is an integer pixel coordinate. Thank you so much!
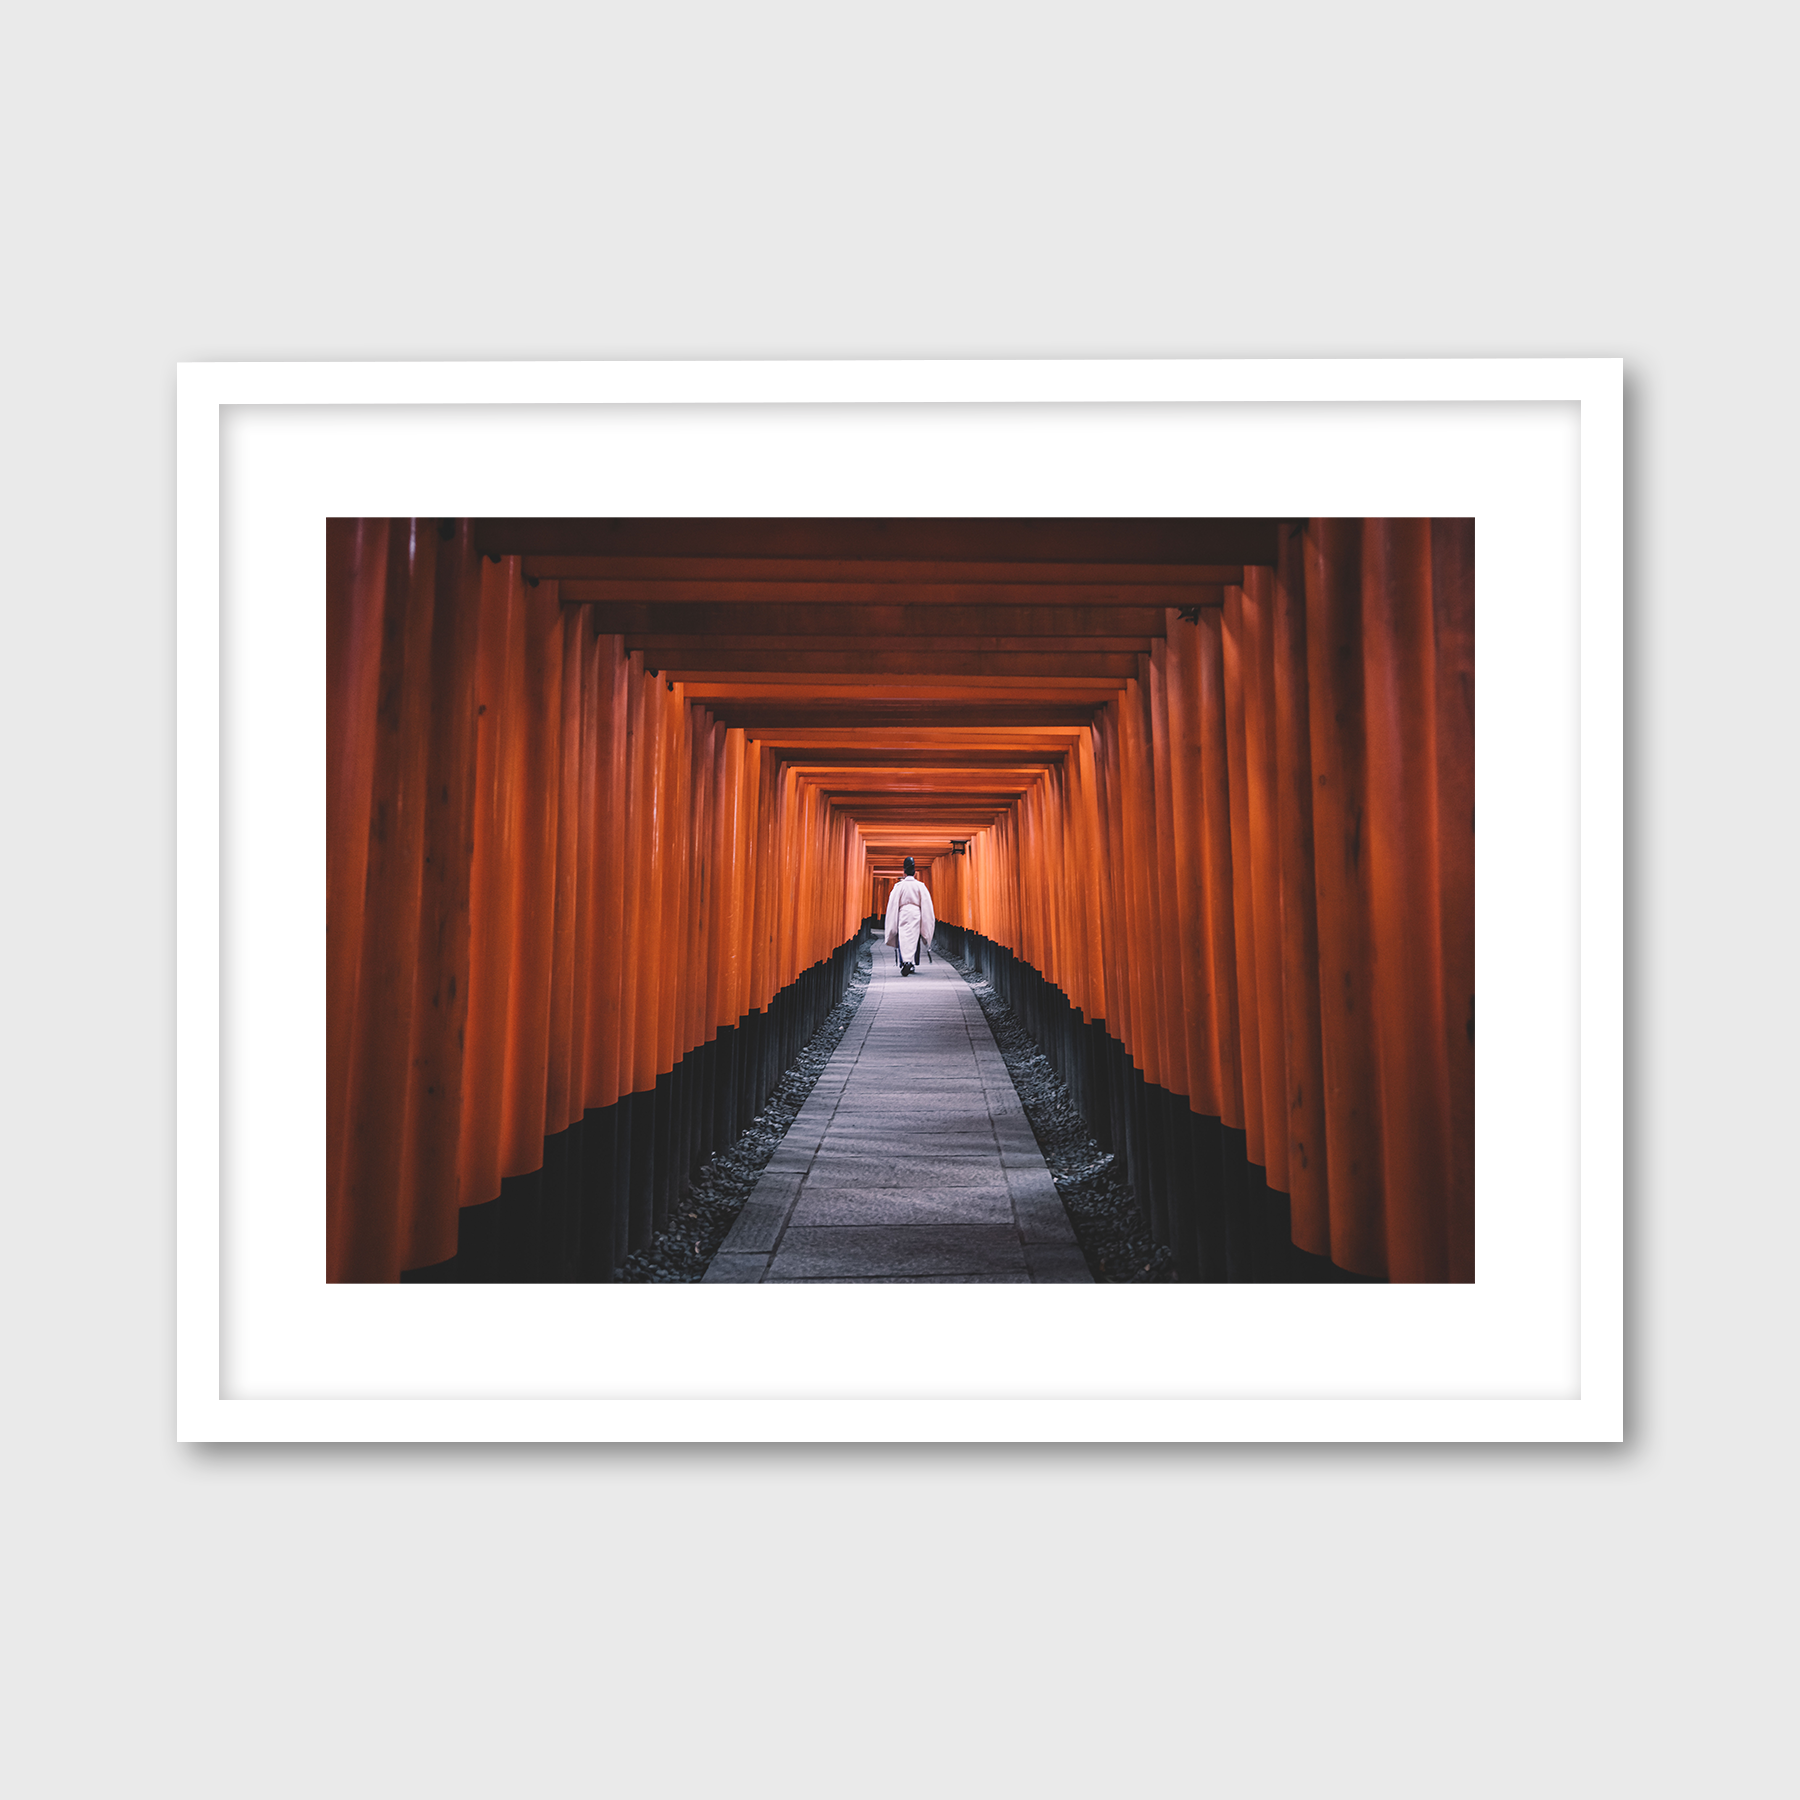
[{"left": 703, "top": 936, "right": 1092, "bottom": 1282}]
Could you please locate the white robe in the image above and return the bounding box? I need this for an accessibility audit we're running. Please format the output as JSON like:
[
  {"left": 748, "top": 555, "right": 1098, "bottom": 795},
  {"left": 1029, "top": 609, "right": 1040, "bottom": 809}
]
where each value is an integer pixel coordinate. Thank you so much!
[{"left": 883, "top": 876, "right": 937, "bottom": 966}]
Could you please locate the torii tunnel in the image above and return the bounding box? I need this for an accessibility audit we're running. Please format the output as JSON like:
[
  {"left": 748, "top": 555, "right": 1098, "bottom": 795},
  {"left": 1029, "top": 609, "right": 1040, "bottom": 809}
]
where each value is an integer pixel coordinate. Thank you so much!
[{"left": 329, "top": 518, "right": 1473, "bottom": 1284}]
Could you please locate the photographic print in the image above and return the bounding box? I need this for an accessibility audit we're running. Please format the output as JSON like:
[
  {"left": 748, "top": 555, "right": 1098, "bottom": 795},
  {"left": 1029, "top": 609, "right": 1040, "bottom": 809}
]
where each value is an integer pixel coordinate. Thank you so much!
[{"left": 330, "top": 517, "right": 1473, "bottom": 1289}]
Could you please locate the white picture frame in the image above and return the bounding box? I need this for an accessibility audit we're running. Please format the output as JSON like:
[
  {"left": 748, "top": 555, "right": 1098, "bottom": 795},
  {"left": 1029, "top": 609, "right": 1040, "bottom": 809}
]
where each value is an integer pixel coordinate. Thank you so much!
[{"left": 176, "top": 358, "right": 1622, "bottom": 1442}]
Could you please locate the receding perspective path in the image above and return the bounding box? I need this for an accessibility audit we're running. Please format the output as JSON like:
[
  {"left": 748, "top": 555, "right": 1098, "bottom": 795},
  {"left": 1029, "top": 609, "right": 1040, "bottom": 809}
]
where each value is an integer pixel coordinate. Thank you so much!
[{"left": 703, "top": 938, "right": 1092, "bottom": 1283}]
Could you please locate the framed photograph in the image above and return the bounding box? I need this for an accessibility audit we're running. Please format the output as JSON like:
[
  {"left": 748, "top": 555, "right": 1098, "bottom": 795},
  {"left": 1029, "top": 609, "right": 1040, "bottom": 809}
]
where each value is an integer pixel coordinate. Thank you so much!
[{"left": 177, "top": 359, "right": 1622, "bottom": 1441}]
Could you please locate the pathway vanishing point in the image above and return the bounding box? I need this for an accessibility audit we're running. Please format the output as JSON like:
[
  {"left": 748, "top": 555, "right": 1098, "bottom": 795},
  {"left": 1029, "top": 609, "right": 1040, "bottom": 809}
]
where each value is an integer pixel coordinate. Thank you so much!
[{"left": 703, "top": 936, "right": 1093, "bottom": 1283}]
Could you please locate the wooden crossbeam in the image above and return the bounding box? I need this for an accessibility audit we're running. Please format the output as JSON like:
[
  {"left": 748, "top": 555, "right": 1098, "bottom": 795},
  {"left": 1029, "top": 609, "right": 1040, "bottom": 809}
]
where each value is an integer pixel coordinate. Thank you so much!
[
  {"left": 678, "top": 676, "right": 1127, "bottom": 695},
  {"left": 809, "top": 775, "right": 1048, "bottom": 790},
  {"left": 630, "top": 634, "right": 1155, "bottom": 658},
  {"left": 562, "top": 579, "right": 1227, "bottom": 609},
  {"left": 537, "top": 556, "right": 1240, "bottom": 588},
  {"left": 661, "top": 652, "right": 1141, "bottom": 677},
  {"left": 780, "top": 758, "right": 1062, "bottom": 772},
  {"left": 750, "top": 727, "right": 1086, "bottom": 746},
  {"left": 845, "top": 813, "right": 1022, "bottom": 826},
  {"left": 827, "top": 796, "right": 1034, "bottom": 810},
  {"left": 702, "top": 704, "right": 1103, "bottom": 729},
  {"left": 807, "top": 763, "right": 1044, "bottom": 779},
  {"left": 580, "top": 602, "right": 1174, "bottom": 637},
  {"left": 481, "top": 517, "right": 1281, "bottom": 565}
]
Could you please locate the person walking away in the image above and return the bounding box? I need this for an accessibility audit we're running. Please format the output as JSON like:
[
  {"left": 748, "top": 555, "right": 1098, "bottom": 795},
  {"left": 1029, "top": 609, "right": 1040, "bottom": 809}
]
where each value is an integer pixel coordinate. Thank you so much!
[{"left": 883, "top": 856, "right": 937, "bottom": 976}]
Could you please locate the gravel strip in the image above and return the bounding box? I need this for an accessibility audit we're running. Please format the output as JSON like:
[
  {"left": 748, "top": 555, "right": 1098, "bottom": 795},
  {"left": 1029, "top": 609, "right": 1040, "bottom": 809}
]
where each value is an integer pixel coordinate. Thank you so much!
[
  {"left": 618, "top": 941, "right": 875, "bottom": 1282},
  {"left": 955, "top": 958, "right": 1177, "bottom": 1284}
]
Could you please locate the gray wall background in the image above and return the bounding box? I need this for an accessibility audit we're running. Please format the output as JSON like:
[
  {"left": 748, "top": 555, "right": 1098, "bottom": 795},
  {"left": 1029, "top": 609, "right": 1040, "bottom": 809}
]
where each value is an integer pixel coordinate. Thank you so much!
[{"left": 5, "top": 3, "right": 1790, "bottom": 1794}]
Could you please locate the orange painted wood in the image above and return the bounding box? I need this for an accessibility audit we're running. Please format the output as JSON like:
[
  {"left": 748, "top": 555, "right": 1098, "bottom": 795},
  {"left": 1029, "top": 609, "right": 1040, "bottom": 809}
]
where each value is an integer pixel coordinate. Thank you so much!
[
  {"left": 1122, "top": 681, "right": 1163, "bottom": 1085},
  {"left": 1432, "top": 520, "right": 1476, "bottom": 1283},
  {"left": 1304, "top": 521, "right": 1388, "bottom": 1274},
  {"left": 1146, "top": 643, "right": 1189, "bottom": 1102},
  {"left": 586, "top": 602, "right": 1172, "bottom": 638},
  {"left": 545, "top": 596, "right": 582, "bottom": 1139},
  {"left": 656, "top": 682, "right": 686, "bottom": 1076},
  {"left": 1239, "top": 568, "right": 1293, "bottom": 1196},
  {"left": 1220, "top": 589, "right": 1266, "bottom": 1166},
  {"left": 482, "top": 515, "right": 1276, "bottom": 565},
  {"left": 627, "top": 632, "right": 1160, "bottom": 659},
  {"left": 1093, "top": 702, "right": 1133, "bottom": 1055},
  {"left": 532, "top": 555, "right": 1244, "bottom": 587},
  {"left": 1072, "top": 728, "right": 1110, "bottom": 1028},
  {"left": 565, "top": 580, "right": 1225, "bottom": 615},
  {"left": 1195, "top": 608, "right": 1245, "bottom": 1130},
  {"left": 721, "top": 727, "right": 747, "bottom": 1027},
  {"left": 326, "top": 518, "right": 388, "bottom": 1276},
  {"left": 591, "top": 638, "right": 630, "bottom": 1110},
  {"left": 330, "top": 522, "right": 434, "bottom": 1279},
  {"left": 402, "top": 525, "right": 480, "bottom": 1271},
  {"left": 699, "top": 717, "right": 724, "bottom": 1040},
  {"left": 1160, "top": 614, "right": 1214, "bottom": 1116},
  {"left": 501, "top": 574, "right": 562, "bottom": 1172},
  {"left": 1361, "top": 521, "right": 1455, "bottom": 1282},
  {"left": 453, "top": 556, "right": 520, "bottom": 1231},
  {"left": 1270, "top": 533, "right": 1331, "bottom": 1255}
]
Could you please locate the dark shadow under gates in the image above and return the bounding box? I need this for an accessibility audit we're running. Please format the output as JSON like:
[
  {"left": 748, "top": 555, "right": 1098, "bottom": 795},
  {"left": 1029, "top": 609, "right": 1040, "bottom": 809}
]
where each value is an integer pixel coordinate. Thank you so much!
[
  {"left": 402, "top": 935, "right": 863, "bottom": 1283},
  {"left": 946, "top": 924, "right": 1379, "bottom": 1284}
]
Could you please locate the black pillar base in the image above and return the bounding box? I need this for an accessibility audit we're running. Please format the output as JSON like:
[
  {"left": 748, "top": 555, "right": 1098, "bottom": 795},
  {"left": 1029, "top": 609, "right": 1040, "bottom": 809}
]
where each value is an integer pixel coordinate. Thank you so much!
[
  {"left": 399, "top": 928, "right": 866, "bottom": 1283},
  {"left": 951, "top": 929, "right": 1382, "bottom": 1285}
]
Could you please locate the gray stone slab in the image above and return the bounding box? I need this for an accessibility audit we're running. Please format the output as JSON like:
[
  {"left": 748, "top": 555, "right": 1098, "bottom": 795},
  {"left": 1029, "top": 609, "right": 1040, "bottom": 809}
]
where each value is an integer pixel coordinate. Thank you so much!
[
  {"left": 1010, "top": 1182, "right": 1080, "bottom": 1246},
  {"left": 827, "top": 1091, "right": 986, "bottom": 1109},
  {"left": 761, "top": 1143, "right": 818, "bottom": 1166},
  {"left": 990, "top": 1124, "right": 1039, "bottom": 1152},
  {"left": 766, "top": 1225, "right": 1032, "bottom": 1281},
  {"left": 831, "top": 1103, "right": 988, "bottom": 1121},
  {"left": 836, "top": 1094, "right": 982, "bottom": 1109},
  {"left": 702, "top": 1252, "right": 771, "bottom": 1283},
  {"left": 801, "top": 1152, "right": 1010, "bottom": 1189},
  {"left": 771, "top": 1274, "right": 1034, "bottom": 1284},
  {"left": 752, "top": 1167, "right": 806, "bottom": 1199},
  {"left": 718, "top": 1192, "right": 800, "bottom": 1254},
  {"left": 787, "top": 1186, "right": 1016, "bottom": 1227},
  {"left": 846, "top": 1068, "right": 977, "bottom": 1081},
  {"left": 828, "top": 1095, "right": 986, "bottom": 1111},
  {"left": 1024, "top": 1242, "right": 1093, "bottom": 1283},
  {"left": 867, "top": 1077, "right": 990, "bottom": 1092},
  {"left": 1003, "top": 1162, "right": 1059, "bottom": 1202},
  {"left": 839, "top": 1085, "right": 986, "bottom": 1099},
  {"left": 825, "top": 1110, "right": 975, "bottom": 1127},
  {"left": 819, "top": 1129, "right": 999, "bottom": 1156},
  {"left": 716, "top": 1159, "right": 802, "bottom": 1245}
]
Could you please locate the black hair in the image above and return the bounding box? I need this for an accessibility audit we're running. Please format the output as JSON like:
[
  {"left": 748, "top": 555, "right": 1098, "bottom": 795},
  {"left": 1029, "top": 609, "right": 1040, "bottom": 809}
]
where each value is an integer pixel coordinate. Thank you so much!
[{"left": 903, "top": 856, "right": 915, "bottom": 875}]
